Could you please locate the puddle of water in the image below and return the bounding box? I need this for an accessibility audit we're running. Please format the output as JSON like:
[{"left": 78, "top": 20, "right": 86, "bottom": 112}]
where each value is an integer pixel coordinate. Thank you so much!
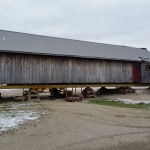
[{"left": 0, "top": 103, "right": 41, "bottom": 131}]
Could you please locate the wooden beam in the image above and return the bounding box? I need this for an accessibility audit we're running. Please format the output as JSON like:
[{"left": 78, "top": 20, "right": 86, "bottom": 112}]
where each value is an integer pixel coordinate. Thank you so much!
[
  {"left": 72, "top": 87, "right": 73, "bottom": 101},
  {"left": 0, "top": 83, "right": 150, "bottom": 89},
  {"left": 75, "top": 86, "right": 76, "bottom": 95},
  {"left": 66, "top": 87, "right": 67, "bottom": 101}
]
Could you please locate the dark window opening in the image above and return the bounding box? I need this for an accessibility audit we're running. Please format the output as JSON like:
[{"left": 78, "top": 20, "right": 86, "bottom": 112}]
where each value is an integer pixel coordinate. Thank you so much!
[{"left": 146, "top": 65, "right": 150, "bottom": 71}]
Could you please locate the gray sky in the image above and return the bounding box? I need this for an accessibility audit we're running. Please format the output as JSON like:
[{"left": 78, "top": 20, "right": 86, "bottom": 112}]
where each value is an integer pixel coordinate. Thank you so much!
[{"left": 0, "top": 0, "right": 150, "bottom": 50}]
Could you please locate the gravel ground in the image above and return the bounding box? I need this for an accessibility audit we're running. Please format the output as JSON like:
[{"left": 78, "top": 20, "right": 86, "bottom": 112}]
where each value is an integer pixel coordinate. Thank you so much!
[{"left": 0, "top": 89, "right": 150, "bottom": 150}]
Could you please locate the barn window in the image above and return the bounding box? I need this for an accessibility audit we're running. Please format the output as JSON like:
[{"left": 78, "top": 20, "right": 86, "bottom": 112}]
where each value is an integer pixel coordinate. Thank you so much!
[{"left": 146, "top": 65, "right": 150, "bottom": 71}]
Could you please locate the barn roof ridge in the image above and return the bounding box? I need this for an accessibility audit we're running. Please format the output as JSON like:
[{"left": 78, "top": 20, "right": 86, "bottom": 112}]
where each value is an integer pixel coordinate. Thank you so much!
[{"left": 0, "top": 29, "right": 150, "bottom": 61}]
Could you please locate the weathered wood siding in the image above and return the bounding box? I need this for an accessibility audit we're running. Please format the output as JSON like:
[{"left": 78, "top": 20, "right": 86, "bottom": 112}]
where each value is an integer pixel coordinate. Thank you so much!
[
  {"left": 141, "top": 62, "right": 150, "bottom": 83},
  {"left": 0, "top": 53, "right": 133, "bottom": 84}
]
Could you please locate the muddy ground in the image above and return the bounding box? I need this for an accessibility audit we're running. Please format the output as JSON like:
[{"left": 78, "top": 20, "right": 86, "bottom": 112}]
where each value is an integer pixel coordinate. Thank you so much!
[{"left": 0, "top": 89, "right": 150, "bottom": 150}]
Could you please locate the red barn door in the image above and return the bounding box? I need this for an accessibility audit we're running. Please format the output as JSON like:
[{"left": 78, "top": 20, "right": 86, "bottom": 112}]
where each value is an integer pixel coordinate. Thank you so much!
[{"left": 132, "top": 64, "right": 140, "bottom": 83}]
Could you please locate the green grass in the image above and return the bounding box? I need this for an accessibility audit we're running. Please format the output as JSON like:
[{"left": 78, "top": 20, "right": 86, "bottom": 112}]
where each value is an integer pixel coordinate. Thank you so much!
[
  {"left": 40, "top": 95, "right": 55, "bottom": 100},
  {"left": 89, "top": 98, "right": 150, "bottom": 109},
  {"left": 0, "top": 97, "right": 15, "bottom": 104}
]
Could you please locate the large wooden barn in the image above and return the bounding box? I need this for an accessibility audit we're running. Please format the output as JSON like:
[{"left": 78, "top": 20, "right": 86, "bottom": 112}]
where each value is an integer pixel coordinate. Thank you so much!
[{"left": 0, "top": 30, "right": 150, "bottom": 87}]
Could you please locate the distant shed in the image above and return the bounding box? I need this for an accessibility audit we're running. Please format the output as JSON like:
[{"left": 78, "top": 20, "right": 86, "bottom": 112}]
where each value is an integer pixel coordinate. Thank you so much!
[{"left": 0, "top": 30, "right": 150, "bottom": 85}]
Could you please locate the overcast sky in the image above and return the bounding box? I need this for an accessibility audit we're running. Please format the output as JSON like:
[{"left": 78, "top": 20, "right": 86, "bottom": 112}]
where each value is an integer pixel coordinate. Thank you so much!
[{"left": 0, "top": 0, "right": 150, "bottom": 50}]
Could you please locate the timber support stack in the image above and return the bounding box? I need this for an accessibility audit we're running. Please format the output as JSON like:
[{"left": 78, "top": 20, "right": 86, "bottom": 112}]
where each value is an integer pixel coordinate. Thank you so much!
[
  {"left": 23, "top": 90, "right": 40, "bottom": 101},
  {"left": 82, "top": 87, "right": 96, "bottom": 98}
]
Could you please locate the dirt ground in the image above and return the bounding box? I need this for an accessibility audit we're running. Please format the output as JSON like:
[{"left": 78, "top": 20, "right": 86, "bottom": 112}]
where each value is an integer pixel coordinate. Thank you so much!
[{"left": 0, "top": 90, "right": 150, "bottom": 150}]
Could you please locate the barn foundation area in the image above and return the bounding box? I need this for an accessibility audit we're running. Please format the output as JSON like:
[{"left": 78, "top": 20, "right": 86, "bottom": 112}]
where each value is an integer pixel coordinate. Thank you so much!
[{"left": 0, "top": 85, "right": 150, "bottom": 103}]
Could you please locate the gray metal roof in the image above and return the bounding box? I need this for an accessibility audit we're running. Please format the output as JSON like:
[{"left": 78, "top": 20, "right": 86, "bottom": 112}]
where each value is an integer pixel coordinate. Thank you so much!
[{"left": 0, "top": 29, "right": 150, "bottom": 62}]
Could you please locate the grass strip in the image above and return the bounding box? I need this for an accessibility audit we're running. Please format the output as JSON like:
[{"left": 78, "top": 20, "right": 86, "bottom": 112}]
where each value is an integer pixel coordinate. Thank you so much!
[{"left": 90, "top": 98, "right": 150, "bottom": 109}]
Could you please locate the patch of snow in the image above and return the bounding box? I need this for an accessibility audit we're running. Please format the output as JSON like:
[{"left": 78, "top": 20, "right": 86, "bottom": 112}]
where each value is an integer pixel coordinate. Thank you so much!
[
  {"left": 0, "top": 104, "right": 40, "bottom": 131},
  {"left": 117, "top": 98, "right": 150, "bottom": 104}
]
